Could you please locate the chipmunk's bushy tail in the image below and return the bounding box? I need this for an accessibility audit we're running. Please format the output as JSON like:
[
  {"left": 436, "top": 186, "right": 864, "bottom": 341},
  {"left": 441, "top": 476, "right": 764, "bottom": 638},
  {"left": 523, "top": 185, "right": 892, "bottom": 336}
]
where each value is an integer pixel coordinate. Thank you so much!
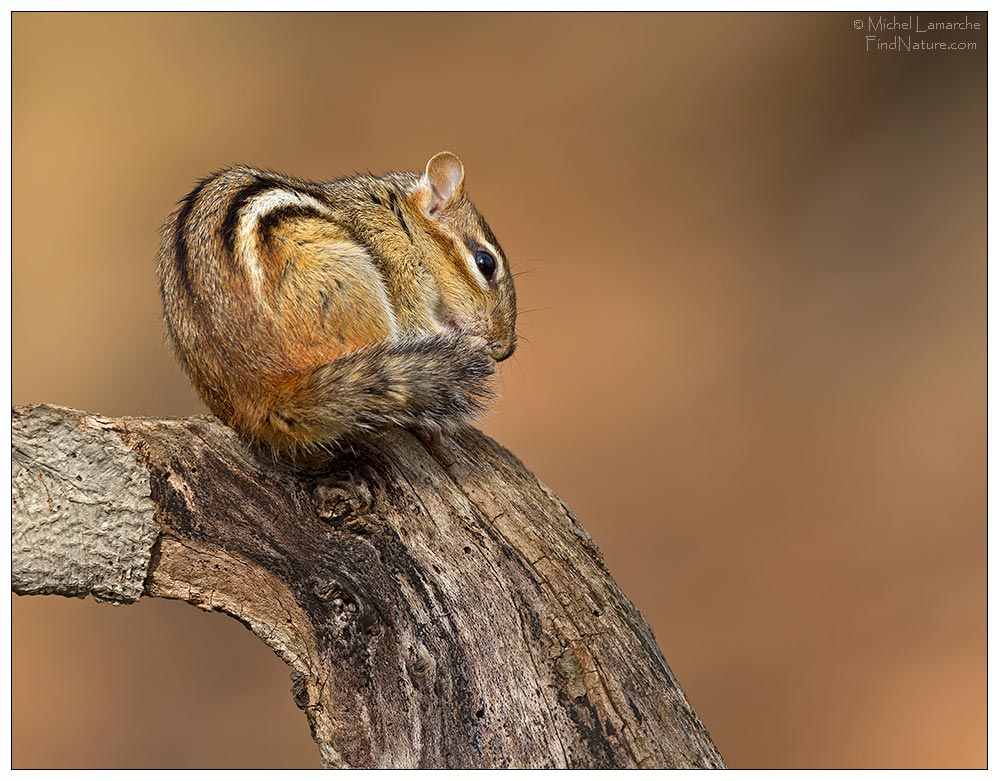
[{"left": 255, "top": 332, "right": 496, "bottom": 453}]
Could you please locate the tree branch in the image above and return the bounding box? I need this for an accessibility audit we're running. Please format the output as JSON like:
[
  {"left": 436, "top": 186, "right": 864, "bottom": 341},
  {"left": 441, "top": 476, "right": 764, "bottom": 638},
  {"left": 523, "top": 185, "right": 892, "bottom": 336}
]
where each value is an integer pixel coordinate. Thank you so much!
[{"left": 11, "top": 404, "right": 725, "bottom": 769}]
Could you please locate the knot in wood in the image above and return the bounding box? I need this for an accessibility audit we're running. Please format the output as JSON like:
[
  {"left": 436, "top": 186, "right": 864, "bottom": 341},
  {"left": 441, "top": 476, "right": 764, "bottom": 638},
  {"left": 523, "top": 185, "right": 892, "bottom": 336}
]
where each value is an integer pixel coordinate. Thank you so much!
[
  {"left": 404, "top": 643, "right": 435, "bottom": 680},
  {"left": 312, "top": 480, "right": 373, "bottom": 526},
  {"left": 310, "top": 579, "right": 356, "bottom": 613}
]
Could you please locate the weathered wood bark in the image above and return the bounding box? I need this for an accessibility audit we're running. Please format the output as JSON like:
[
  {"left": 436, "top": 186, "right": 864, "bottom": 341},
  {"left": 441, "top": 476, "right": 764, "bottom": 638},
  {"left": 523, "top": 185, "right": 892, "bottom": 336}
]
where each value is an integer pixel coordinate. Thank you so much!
[{"left": 12, "top": 404, "right": 725, "bottom": 769}]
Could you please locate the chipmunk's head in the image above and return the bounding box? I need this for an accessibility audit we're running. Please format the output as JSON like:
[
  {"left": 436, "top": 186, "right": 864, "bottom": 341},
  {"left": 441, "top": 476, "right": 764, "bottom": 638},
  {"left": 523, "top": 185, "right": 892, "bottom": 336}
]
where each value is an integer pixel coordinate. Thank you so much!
[{"left": 412, "top": 151, "right": 517, "bottom": 361}]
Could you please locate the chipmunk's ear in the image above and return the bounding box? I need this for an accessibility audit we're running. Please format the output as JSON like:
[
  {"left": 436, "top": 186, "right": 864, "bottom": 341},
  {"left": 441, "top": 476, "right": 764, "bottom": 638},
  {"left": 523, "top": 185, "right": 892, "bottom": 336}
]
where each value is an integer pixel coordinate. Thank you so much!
[{"left": 420, "top": 151, "right": 465, "bottom": 217}]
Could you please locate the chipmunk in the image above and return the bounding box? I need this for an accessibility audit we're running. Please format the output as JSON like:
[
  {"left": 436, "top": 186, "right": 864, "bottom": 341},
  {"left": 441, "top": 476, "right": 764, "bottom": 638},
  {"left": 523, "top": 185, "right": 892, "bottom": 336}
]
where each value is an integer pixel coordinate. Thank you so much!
[{"left": 157, "top": 152, "right": 516, "bottom": 453}]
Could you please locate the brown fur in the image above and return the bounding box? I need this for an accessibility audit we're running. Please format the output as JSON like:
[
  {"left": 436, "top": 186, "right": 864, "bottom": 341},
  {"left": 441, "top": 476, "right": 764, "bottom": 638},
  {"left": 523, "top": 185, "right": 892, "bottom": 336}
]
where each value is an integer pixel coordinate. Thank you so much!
[{"left": 157, "top": 152, "right": 517, "bottom": 454}]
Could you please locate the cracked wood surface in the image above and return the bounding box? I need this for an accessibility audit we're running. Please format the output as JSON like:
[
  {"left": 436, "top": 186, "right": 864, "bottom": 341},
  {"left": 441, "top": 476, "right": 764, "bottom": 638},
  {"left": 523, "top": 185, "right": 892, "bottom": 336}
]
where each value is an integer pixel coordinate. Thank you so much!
[{"left": 11, "top": 404, "right": 726, "bottom": 769}]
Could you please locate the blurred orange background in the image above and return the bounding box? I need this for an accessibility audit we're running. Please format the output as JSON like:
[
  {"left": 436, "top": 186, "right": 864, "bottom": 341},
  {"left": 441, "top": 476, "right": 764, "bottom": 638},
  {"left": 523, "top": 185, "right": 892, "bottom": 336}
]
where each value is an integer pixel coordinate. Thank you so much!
[{"left": 12, "top": 11, "right": 985, "bottom": 769}]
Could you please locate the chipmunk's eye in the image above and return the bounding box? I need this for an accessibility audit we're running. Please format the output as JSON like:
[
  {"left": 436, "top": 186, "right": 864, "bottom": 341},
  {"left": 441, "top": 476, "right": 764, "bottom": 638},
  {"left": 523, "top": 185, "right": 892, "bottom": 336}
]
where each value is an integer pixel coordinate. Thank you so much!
[{"left": 474, "top": 250, "right": 497, "bottom": 281}]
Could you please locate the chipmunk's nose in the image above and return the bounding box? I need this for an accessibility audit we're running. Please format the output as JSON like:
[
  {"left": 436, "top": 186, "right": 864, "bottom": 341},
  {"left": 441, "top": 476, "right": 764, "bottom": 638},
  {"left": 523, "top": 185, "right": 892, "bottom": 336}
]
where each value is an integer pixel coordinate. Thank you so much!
[{"left": 490, "top": 335, "right": 516, "bottom": 362}]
